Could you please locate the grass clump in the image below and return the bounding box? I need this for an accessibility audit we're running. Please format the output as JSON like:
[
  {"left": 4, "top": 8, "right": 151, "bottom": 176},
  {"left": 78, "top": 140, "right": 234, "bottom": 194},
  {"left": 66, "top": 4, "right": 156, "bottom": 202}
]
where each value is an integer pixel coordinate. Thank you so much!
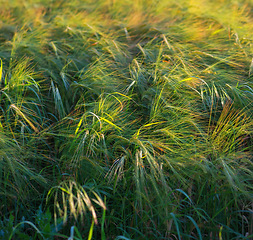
[{"left": 0, "top": 0, "right": 252, "bottom": 239}]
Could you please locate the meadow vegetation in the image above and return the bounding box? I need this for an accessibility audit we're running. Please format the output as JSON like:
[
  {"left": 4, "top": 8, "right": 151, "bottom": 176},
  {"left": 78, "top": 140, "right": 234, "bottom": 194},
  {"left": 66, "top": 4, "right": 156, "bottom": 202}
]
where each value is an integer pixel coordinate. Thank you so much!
[{"left": 0, "top": 0, "right": 253, "bottom": 239}]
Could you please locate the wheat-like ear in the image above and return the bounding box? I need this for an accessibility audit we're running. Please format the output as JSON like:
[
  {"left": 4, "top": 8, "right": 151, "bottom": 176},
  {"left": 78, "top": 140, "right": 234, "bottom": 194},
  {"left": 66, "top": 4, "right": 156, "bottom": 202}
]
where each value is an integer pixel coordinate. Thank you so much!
[{"left": 47, "top": 180, "right": 106, "bottom": 226}]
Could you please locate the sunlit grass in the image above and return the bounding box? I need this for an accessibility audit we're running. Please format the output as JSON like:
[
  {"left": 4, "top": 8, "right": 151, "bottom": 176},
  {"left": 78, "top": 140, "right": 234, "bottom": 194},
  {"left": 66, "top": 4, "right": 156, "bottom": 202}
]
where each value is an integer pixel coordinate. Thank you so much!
[{"left": 0, "top": 0, "right": 252, "bottom": 239}]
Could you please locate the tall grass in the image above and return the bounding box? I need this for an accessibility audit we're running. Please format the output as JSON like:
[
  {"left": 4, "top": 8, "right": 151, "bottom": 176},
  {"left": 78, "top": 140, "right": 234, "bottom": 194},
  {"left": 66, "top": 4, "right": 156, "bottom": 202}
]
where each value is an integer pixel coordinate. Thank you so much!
[{"left": 0, "top": 0, "right": 252, "bottom": 239}]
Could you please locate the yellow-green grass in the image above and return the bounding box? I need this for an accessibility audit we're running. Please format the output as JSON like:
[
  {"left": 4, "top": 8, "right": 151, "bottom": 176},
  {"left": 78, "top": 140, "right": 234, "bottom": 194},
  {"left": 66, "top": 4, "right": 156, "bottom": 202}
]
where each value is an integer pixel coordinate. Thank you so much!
[{"left": 0, "top": 0, "right": 252, "bottom": 239}]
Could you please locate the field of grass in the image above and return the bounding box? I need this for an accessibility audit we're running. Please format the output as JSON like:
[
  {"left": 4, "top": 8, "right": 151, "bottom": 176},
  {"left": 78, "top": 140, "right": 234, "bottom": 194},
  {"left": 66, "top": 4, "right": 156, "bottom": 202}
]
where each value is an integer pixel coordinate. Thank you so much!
[{"left": 0, "top": 0, "right": 253, "bottom": 239}]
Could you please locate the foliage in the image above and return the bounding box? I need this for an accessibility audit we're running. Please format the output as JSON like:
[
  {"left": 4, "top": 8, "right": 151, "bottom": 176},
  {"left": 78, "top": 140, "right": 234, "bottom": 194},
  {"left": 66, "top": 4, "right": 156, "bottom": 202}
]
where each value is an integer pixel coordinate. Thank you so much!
[{"left": 0, "top": 0, "right": 252, "bottom": 239}]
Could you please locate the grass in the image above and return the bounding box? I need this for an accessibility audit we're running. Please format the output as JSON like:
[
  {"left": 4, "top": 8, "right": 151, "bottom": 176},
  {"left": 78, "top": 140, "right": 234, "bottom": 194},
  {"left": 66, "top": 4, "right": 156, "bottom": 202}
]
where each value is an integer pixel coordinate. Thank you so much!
[{"left": 0, "top": 0, "right": 252, "bottom": 239}]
